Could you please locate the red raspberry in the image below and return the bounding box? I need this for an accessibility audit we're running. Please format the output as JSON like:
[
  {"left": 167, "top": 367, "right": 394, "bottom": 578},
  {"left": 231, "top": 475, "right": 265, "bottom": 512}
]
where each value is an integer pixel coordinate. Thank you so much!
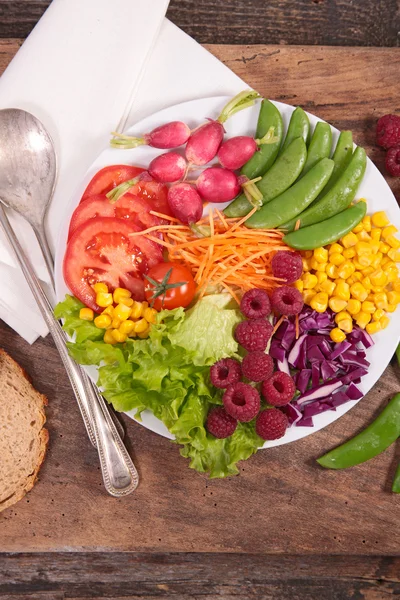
[
  {"left": 256, "top": 408, "right": 288, "bottom": 440},
  {"left": 271, "top": 251, "right": 303, "bottom": 284},
  {"left": 261, "top": 371, "right": 296, "bottom": 406},
  {"left": 206, "top": 407, "right": 237, "bottom": 438},
  {"left": 386, "top": 145, "right": 400, "bottom": 177},
  {"left": 235, "top": 319, "right": 273, "bottom": 352},
  {"left": 223, "top": 382, "right": 260, "bottom": 422},
  {"left": 376, "top": 114, "right": 400, "bottom": 149},
  {"left": 210, "top": 358, "right": 242, "bottom": 389},
  {"left": 271, "top": 285, "right": 304, "bottom": 316},
  {"left": 240, "top": 288, "right": 271, "bottom": 319},
  {"left": 242, "top": 351, "right": 274, "bottom": 382}
]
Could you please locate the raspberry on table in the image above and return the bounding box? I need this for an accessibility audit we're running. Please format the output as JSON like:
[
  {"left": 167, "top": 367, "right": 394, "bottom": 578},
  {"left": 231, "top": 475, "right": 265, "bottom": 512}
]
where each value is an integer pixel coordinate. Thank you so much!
[
  {"left": 235, "top": 319, "right": 273, "bottom": 352},
  {"left": 242, "top": 351, "right": 274, "bottom": 382},
  {"left": 271, "top": 285, "right": 304, "bottom": 316},
  {"left": 240, "top": 288, "right": 271, "bottom": 319},
  {"left": 261, "top": 371, "right": 296, "bottom": 406},
  {"left": 223, "top": 382, "right": 260, "bottom": 422},
  {"left": 210, "top": 358, "right": 242, "bottom": 389},
  {"left": 376, "top": 114, "right": 400, "bottom": 149},
  {"left": 256, "top": 408, "right": 288, "bottom": 440},
  {"left": 385, "top": 145, "right": 400, "bottom": 177},
  {"left": 206, "top": 407, "right": 237, "bottom": 439},
  {"left": 271, "top": 251, "right": 303, "bottom": 284}
]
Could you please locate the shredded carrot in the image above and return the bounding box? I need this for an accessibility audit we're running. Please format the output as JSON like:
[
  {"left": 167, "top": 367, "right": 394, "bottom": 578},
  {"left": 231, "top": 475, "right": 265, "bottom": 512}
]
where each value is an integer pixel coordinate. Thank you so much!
[
  {"left": 272, "top": 315, "right": 286, "bottom": 336},
  {"left": 295, "top": 313, "right": 300, "bottom": 339},
  {"left": 294, "top": 219, "right": 301, "bottom": 231}
]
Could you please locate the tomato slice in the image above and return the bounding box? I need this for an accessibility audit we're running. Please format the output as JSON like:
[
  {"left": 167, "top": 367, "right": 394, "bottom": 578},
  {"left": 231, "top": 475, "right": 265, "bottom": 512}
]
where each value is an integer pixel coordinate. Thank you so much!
[
  {"left": 81, "top": 165, "right": 144, "bottom": 201},
  {"left": 63, "top": 217, "right": 163, "bottom": 312}
]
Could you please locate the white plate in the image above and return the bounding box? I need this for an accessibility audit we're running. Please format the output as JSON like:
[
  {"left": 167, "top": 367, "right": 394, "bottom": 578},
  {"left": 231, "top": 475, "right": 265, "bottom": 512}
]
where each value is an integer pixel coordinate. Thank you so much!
[{"left": 55, "top": 96, "right": 400, "bottom": 448}]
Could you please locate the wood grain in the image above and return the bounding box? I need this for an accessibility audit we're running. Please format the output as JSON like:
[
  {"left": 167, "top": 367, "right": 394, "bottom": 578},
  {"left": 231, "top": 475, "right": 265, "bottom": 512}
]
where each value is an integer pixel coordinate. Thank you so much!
[
  {"left": 0, "top": 42, "right": 400, "bottom": 559},
  {"left": 0, "top": 0, "right": 400, "bottom": 47}
]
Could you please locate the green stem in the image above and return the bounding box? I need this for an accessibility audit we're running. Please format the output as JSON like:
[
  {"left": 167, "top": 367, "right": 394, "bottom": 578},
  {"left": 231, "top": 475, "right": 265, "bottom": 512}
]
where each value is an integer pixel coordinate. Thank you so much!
[
  {"left": 241, "top": 177, "right": 263, "bottom": 208},
  {"left": 106, "top": 176, "right": 141, "bottom": 203},
  {"left": 190, "top": 224, "right": 212, "bottom": 238},
  {"left": 217, "top": 90, "right": 261, "bottom": 124},
  {"left": 256, "top": 126, "right": 279, "bottom": 145},
  {"left": 110, "top": 131, "right": 146, "bottom": 149}
]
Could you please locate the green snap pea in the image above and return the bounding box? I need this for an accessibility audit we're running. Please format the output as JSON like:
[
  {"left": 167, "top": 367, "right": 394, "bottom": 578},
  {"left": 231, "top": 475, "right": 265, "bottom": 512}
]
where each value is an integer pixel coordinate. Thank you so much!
[
  {"left": 393, "top": 462, "right": 400, "bottom": 493},
  {"left": 241, "top": 99, "right": 283, "bottom": 180},
  {"left": 245, "top": 158, "right": 334, "bottom": 229},
  {"left": 283, "top": 201, "right": 366, "bottom": 250},
  {"left": 282, "top": 146, "right": 366, "bottom": 232},
  {"left": 302, "top": 122, "right": 332, "bottom": 175},
  {"left": 280, "top": 107, "right": 310, "bottom": 153},
  {"left": 318, "top": 130, "right": 353, "bottom": 196},
  {"left": 224, "top": 137, "right": 307, "bottom": 218},
  {"left": 317, "top": 393, "right": 400, "bottom": 470}
]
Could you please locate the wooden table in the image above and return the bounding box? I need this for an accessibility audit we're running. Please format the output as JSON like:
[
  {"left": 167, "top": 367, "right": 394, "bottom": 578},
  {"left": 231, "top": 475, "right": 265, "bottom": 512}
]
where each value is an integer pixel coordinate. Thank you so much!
[{"left": 1, "top": 39, "right": 400, "bottom": 598}]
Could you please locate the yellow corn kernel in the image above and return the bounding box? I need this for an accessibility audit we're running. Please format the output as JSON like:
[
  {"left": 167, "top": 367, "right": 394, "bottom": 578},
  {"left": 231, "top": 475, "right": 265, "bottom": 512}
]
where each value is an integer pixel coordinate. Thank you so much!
[
  {"left": 130, "top": 300, "right": 144, "bottom": 320},
  {"left": 303, "top": 273, "right": 318, "bottom": 289},
  {"left": 347, "top": 299, "right": 361, "bottom": 315},
  {"left": 372, "top": 211, "right": 389, "bottom": 228},
  {"left": 352, "top": 221, "right": 364, "bottom": 233},
  {"left": 387, "top": 235, "right": 400, "bottom": 250},
  {"left": 337, "top": 318, "right": 353, "bottom": 334},
  {"left": 92, "top": 282, "right": 108, "bottom": 294},
  {"left": 393, "top": 279, "right": 400, "bottom": 292},
  {"left": 357, "top": 254, "right": 372, "bottom": 268},
  {"left": 302, "top": 289, "right": 316, "bottom": 305},
  {"left": 337, "top": 261, "right": 356, "bottom": 280},
  {"left": 111, "top": 329, "right": 127, "bottom": 343},
  {"left": 319, "top": 280, "right": 336, "bottom": 295},
  {"left": 352, "top": 271, "right": 363, "bottom": 282},
  {"left": 382, "top": 225, "right": 398, "bottom": 240},
  {"left": 325, "top": 263, "right": 338, "bottom": 279},
  {"left": 369, "top": 240, "right": 380, "bottom": 254},
  {"left": 372, "top": 308, "right": 385, "bottom": 321},
  {"left": 374, "top": 292, "right": 388, "bottom": 310},
  {"left": 144, "top": 307, "right": 158, "bottom": 324},
  {"left": 314, "top": 247, "right": 329, "bottom": 263},
  {"left": 316, "top": 262, "right": 327, "bottom": 273},
  {"left": 370, "top": 253, "right": 383, "bottom": 269},
  {"left": 309, "top": 257, "right": 320, "bottom": 271},
  {"left": 335, "top": 279, "right": 350, "bottom": 301},
  {"left": 350, "top": 282, "right": 368, "bottom": 302},
  {"left": 103, "top": 330, "right": 118, "bottom": 345},
  {"left": 329, "top": 252, "right": 345, "bottom": 266},
  {"left": 380, "top": 241, "right": 391, "bottom": 254},
  {"left": 352, "top": 259, "right": 366, "bottom": 271},
  {"left": 381, "top": 256, "right": 391, "bottom": 266},
  {"left": 371, "top": 228, "right": 382, "bottom": 241},
  {"left": 343, "top": 247, "right": 356, "bottom": 259},
  {"left": 380, "top": 316, "right": 390, "bottom": 329},
  {"left": 119, "top": 320, "right": 136, "bottom": 335},
  {"left": 304, "top": 250, "right": 313, "bottom": 258},
  {"left": 361, "top": 276, "right": 372, "bottom": 290},
  {"left": 141, "top": 301, "right": 149, "bottom": 310},
  {"left": 302, "top": 257, "right": 310, "bottom": 272},
  {"left": 79, "top": 307, "right": 94, "bottom": 321},
  {"left": 134, "top": 318, "right": 149, "bottom": 333},
  {"left": 366, "top": 293, "right": 375, "bottom": 302},
  {"left": 310, "top": 292, "right": 329, "bottom": 313},
  {"left": 342, "top": 232, "right": 358, "bottom": 248},
  {"left": 386, "top": 303, "right": 397, "bottom": 313},
  {"left": 330, "top": 327, "right": 346, "bottom": 343},
  {"left": 113, "top": 287, "right": 132, "bottom": 304},
  {"left": 137, "top": 327, "right": 151, "bottom": 339},
  {"left": 370, "top": 269, "right": 387, "bottom": 287},
  {"left": 94, "top": 314, "right": 112, "bottom": 329},
  {"left": 388, "top": 248, "right": 400, "bottom": 262},
  {"left": 329, "top": 243, "right": 343, "bottom": 255},
  {"left": 317, "top": 272, "right": 328, "bottom": 285},
  {"left": 383, "top": 263, "right": 399, "bottom": 282},
  {"left": 355, "top": 241, "right": 372, "bottom": 256},
  {"left": 388, "top": 290, "right": 400, "bottom": 305},
  {"left": 114, "top": 303, "right": 132, "bottom": 321},
  {"left": 329, "top": 297, "right": 348, "bottom": 313},
  {"left": 346, "top": 276, "right": 355, "bottom": 286},
  {"left": 111, "top": 317, "right": 122, "bottom": 329},
  {"left": 361, "top": 215, "right": 371, "bottom": 232},
  {"left": 361, "top": 300, "right": 375, "bottom": 314},
  {"left": 119, "top": 297, "right": 134, "bottom": 307},
  {"left": 357, "top": 230, "right": 371, "bottom": 241},
  {"left": 355, "top": 311, "right": 371, "bottom": 329},
  {"left": 366, "top": 321, "right": 382, "bottom": 335},
  {"left": 127, "top": 330, "right": 137, "bottom": 338},
  {"left": 102, "top": 305, "right": 114, "bottom": 317},
  {"left": 294, "top": 280, "right": 304, "bottom": 293},
  {"left": 335, "top": 310, "right": 351, "bottom": 324},
  {"left": 361, "top": 267, "right": 374, "bottom": 277},
  {"left": 96, "top": 292, "right": 113, "bottom": 307}
]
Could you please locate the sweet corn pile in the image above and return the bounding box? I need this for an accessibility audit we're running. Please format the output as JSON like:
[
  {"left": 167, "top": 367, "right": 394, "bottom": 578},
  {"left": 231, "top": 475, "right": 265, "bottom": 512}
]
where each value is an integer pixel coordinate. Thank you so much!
[
  {"left": 79, "top": 283, "right": 158, "bottom": 344},
  {"left": 295, "top": 210, "right": 400, "bottom": 342}
]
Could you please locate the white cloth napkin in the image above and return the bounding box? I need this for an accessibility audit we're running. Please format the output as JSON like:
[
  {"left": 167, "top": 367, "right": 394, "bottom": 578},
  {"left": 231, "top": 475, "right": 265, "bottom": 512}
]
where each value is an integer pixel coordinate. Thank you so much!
[{"left": 0, "top": 1, "right": 245, "bottom": 343}]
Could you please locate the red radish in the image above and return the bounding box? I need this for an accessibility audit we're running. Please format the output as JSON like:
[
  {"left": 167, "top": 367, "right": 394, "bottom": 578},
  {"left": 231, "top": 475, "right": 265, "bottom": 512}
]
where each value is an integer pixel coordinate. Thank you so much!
[
  {"left": 167, "top": 183, "right": 203, "bottom": 224},
  {"left": 111, "top": 121, "right": 191, "bottom": 150},
  {"left": 197, "top": 167, "right": 241, "bottom": 203},
  {"left": 217, "top": 136, "right": 257, "bottom": 170},
  {"left": 148, "top": 152, "right": 187, "bottom": 183},
  {"left": 185, "top": 120, "right": 224, "bottom": 166}
]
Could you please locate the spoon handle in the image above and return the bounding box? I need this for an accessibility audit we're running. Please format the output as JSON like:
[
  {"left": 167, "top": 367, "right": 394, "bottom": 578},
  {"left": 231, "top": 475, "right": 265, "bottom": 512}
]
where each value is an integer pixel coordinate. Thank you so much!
[{"left": 0, "top": 205, "right": 139, "bottom": 497}]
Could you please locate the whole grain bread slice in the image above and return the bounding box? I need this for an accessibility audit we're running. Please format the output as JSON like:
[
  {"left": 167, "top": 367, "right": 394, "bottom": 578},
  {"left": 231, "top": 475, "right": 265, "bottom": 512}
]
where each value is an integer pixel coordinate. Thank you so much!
[{"left": 0, "top": 349, "right": 48, "bottom": 513}]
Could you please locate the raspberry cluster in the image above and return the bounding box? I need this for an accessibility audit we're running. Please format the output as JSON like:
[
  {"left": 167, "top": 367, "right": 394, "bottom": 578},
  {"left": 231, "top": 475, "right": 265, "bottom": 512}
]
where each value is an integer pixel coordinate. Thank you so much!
[{"left": 376, "top": 114, "right": 400, "bottom": 177}]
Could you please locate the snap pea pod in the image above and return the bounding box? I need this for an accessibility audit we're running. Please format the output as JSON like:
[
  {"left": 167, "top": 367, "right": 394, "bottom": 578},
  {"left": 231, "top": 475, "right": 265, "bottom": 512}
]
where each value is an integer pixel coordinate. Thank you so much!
[
  {"left": 302, "top": 122, "right": 332, "bottom": 175},
  {"left": 282, "top": 146, "right": 366, "bottom": 232},
  {"left": 317, "top": 130, "right": 353, "bottom": 197},
  {"left": 224, "top": 137, "right": 307, "bottom": 218},
  {"left": 393, "top": 462, "right": 400, "bottom": 493},
  {"left": 241, "top": 99, "right": 283, "bottom": 179},
  {"left": 317, "top": 393, "right": 400, "bottom": 470},
  {"left": 280, "top": 106, "right": 310, "bottom": 153},
  {"left": 246, "top": 158, "right": 334, "bottom": 229},
  {"left": 283, "top": 201, "right": 366, "bottom": 250}
]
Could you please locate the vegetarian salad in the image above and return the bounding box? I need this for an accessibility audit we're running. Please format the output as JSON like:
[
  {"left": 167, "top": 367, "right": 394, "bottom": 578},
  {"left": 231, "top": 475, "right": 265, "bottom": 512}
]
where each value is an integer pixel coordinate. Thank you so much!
[{"left": 55, "top": 91, "right": 400, "bottom": 478}]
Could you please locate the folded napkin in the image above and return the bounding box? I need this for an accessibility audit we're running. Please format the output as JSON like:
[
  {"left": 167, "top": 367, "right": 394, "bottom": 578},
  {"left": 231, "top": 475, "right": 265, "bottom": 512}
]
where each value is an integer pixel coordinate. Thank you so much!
[{"left": 0, "top": 0, "right": 245, "bottom": 343}]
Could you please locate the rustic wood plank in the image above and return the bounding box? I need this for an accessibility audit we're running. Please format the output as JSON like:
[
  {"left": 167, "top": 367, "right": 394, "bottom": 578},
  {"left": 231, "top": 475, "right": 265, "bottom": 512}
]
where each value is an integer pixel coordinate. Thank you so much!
[
  {"left": 0, "top": 0, "right": 399, "bottom": 47},
  {"left": 0, "top": 553, "right": 399, "bottom": 599},
  {"left": 0, "top": 42, "right": 400, "bottom": 556}
]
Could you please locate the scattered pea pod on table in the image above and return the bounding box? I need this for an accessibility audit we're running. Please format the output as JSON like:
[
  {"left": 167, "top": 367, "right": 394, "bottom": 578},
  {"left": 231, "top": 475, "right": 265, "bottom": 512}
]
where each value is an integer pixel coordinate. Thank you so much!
[{"left": 302, "top": 121, "right": 332, "bottom": 175}]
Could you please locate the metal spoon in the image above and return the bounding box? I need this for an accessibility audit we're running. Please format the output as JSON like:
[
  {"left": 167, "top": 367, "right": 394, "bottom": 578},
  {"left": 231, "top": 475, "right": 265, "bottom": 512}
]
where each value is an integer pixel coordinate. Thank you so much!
[{"left": 0, "top": 108, "right": 138, "bottom": 496}]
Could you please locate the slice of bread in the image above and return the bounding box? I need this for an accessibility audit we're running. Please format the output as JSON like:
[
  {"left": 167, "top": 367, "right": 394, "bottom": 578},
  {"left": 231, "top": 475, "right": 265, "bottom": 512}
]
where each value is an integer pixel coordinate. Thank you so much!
[{"left": 0, "top": 349, "right": 48, "bottom": 513}]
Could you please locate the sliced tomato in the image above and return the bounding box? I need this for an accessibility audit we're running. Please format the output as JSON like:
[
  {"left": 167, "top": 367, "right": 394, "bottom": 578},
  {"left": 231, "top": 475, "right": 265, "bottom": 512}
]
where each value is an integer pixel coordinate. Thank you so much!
[
  {"left": 81, "top": 165, "right": 144, "bottom": 201},
  {"left": 63, "top": 217, "right": 163, "bottom": 312}
]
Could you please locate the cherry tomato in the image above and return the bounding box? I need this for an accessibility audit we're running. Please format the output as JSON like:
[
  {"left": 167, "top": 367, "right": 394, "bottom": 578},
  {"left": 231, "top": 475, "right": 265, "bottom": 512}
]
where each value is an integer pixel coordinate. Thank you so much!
[
  {"left": 145, "top": 262, "right": 196, "bottom": 310},
  {"left": 64, "top": 217, "right": 163, "bottom": 312},
  {"left": 81, "top": 165, "right": 144, "bottom": 201}
]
